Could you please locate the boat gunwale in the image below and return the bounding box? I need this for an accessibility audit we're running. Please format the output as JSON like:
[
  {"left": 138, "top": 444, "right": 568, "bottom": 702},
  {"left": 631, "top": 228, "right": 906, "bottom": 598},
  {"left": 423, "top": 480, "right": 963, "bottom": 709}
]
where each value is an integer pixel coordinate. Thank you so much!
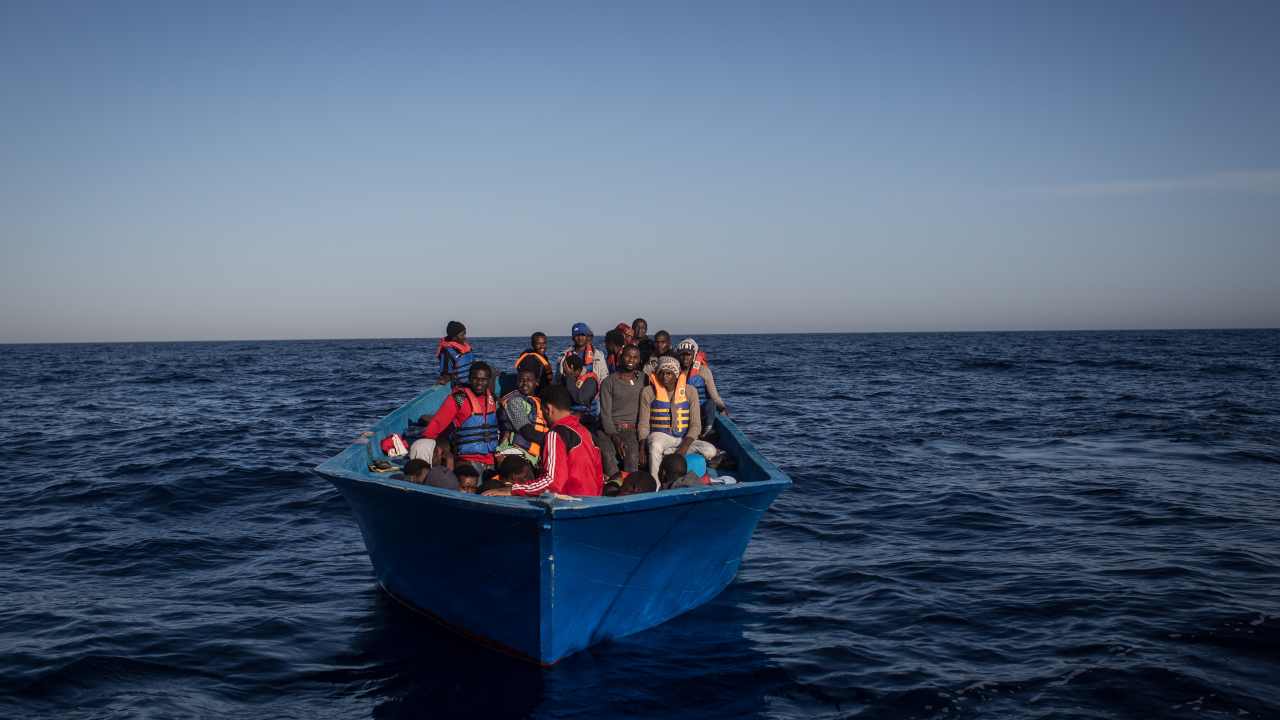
[{"left": 314, "top": 384, "right": 792, "bottom": 521}]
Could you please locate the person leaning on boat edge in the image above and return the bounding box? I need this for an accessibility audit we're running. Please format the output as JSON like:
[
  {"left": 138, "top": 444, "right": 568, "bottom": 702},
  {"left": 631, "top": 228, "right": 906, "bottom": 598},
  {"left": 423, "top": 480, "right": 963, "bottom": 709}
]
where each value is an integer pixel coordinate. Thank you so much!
[
  {"left": 484, "top": 384, "right": 603, "bottom": 498},
  {"left": 435, "top": 320, "right": 473, "bottom": 386},
  {"left": 411, "top": 362, "right": 500, "bottom": 472}
]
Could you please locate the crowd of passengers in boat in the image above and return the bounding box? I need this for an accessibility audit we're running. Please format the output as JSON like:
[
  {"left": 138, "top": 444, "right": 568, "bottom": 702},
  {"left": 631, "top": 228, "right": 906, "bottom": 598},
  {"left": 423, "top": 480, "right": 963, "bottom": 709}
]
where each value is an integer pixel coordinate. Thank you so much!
[{"left": 377, "top": 319, "right": 737, "bottom": 498}]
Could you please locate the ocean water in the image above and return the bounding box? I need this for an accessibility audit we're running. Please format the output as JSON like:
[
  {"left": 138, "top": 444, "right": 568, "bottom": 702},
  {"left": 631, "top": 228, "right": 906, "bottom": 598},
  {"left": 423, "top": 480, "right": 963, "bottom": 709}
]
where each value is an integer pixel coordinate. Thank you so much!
[{"left": 1, "top": 330, "right": 1278, "bottom": 719}]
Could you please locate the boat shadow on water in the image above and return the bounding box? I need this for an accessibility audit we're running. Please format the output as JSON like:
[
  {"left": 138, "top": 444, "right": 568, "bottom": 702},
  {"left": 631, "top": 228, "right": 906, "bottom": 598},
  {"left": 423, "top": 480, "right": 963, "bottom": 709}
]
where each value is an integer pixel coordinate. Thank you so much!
[{"left": 353, "top": 582, "right": 782, "bottom": 719}]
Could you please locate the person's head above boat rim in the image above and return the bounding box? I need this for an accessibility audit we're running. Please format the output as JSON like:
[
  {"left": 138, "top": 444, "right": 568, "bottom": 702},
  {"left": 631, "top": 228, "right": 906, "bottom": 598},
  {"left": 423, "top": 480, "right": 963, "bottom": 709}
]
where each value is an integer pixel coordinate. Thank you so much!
[
  {"left": 631, "top": 318, "right": 648, "bottom": 338},
  {"left": 446, "top": 320, "right": 466, "bottom": 343},
  {"left": 653, "top": 330, "right": 672, "bottom": 356},
  {"left": 497, "top": 454, "right": 534, "bottom": 486},
  {"left": 516, "top": 368, "right": 539, "bottom": 397},
  {"left": 676, "top": 338, "right": 699, "bottom": 369},
  {"left": 655, "top": 356, "right": 680, "bottom": 389},
  {"left": 538, "top": 383, "right": 575, "bottom": 424},
  {"left": 402, "top": 458, "right": 431, "bottom": 484},
  {"left": 529, "top": 331, "right": 547, "bottom": 355},
  {"left": 467, "top": 361, "right": 492, "bottom": 396},
  {"left": 571, "top": 322, "right": 592, "bottom": 350},
  {"left": 658, "top": 453, "right": 687, "bottom": 487},
  {"left": 454, "top": 464, "right": 480, "bottom": 494}
]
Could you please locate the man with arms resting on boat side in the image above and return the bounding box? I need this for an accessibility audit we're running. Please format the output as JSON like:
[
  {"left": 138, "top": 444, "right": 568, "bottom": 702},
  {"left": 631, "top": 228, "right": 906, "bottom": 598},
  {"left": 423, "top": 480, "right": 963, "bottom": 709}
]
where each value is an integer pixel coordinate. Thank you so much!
[
  {"left": 639, "top": 356, "right": 717, "bottom": 473},
  {"left": 599, "top": 344, "right": 645, "bottom": 476},
  {"left": 411, "top": 362, "right": 500, "bottom": 472},
  {"left": 515, "top": 332, "right": 553, "bottom": 389},
  {"left": 484, "top": 385, "right": 603, "bottom": 497}
]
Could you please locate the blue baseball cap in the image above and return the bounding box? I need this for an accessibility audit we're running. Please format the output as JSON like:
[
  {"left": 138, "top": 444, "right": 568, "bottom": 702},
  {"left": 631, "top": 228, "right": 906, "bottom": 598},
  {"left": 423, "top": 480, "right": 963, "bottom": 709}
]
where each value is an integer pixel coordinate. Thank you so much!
[{"left": 571, "top": 322, "right": 592, "bottom": 336}]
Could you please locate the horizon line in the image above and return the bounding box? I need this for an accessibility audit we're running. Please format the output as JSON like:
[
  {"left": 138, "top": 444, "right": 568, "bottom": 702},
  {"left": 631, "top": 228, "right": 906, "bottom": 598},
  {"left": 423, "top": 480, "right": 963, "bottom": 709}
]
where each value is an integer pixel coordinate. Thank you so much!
[{"left": 2, "top": 325, "right": 1277, "bottom": 347}]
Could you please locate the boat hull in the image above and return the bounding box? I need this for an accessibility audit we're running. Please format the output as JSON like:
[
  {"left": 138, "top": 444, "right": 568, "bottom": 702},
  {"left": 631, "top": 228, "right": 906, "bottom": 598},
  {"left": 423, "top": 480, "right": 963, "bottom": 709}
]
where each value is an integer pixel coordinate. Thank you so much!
[{"left": 318, "top": 385, "right": 789, "bottom": 664}]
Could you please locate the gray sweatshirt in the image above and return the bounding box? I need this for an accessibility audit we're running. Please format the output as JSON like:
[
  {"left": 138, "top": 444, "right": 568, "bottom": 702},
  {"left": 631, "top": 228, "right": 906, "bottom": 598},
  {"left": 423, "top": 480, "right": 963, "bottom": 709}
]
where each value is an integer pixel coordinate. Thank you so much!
[{"left": 599, "top": 371, "right": 645, "bottom": 435}]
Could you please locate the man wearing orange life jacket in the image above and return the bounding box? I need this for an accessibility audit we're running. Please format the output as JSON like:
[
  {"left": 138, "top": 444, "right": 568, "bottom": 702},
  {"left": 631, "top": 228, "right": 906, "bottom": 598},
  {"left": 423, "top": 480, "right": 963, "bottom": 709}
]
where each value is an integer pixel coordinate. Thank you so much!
[
  {"left": 675, "top": 337, "right": 728, "bottom": 438},
  {"left": 514, "top": 331, "right": 553, "bottom": 389},
  {"left": 412, "top": 362, "right": 500, "bottom": 471},
  {"left": 556, "top": 322, "right": 609, "bottom": 384},
  {"left": 496, "top": 368, "right": 549, "bottom": 464},
  {"left": 435, "top": 320, "right": 473, "bottom": 387},
  {"left": 638, "top": 356, "right": 718, "bottom": 474},
  {"left": 484, "top": 384, "right": 603, "bottom": 498}
]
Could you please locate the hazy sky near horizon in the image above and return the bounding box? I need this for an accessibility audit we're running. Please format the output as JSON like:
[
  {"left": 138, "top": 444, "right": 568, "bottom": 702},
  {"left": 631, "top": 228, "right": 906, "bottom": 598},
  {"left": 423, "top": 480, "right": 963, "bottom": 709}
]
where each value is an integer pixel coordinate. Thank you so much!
[{"left": 2, "top": 1, "right": 1278, "bottom": 342}]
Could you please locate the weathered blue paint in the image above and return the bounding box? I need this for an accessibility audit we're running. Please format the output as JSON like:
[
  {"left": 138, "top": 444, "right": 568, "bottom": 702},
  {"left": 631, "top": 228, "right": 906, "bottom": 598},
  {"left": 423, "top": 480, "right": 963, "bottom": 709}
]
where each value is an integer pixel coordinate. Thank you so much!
[{"left": 315, "top": 385, "right": 790, "bottom": 664}]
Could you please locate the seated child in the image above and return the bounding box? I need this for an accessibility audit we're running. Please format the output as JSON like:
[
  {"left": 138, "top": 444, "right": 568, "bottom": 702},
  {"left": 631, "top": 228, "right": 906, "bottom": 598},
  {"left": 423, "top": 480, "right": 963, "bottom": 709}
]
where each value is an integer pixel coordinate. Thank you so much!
[
  {"left": 617, "top": 471, "right": 659, "bottom": 496},
  {"left": 455, "top": 464, "right": 480, "bottom": 494},
  {"left": 658, "top": 454, "right": 704, "bottom": 490},
  {"left": 401, "top": 458, "right": 431, "bottom": 484}
]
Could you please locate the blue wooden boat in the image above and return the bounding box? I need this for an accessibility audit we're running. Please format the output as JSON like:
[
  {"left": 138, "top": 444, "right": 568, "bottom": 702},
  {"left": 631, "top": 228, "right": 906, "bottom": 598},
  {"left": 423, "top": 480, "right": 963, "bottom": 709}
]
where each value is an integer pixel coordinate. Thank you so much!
[{"left": 315, "top": 383, "right": 790, "bottom": 665}]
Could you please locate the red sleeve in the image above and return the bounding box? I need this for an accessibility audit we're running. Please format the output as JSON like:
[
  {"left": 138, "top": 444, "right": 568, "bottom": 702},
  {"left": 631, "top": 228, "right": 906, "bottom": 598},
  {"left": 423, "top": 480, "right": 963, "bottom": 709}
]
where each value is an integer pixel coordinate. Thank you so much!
[
  {"left": 423, "top": 394, "right": 458, "bottom": 439},
  {"left": 511, "top": 429, "right": 563, "bottom": 496}
]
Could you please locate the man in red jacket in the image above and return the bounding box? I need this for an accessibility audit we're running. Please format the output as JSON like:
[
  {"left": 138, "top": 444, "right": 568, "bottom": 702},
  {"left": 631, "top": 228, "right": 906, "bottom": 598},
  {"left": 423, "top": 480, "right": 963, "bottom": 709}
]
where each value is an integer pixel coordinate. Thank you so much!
[
  {"left": 411, "top": 362, "right": 499, "bottom": 471},
  {"left": 484, "top": 384, "right": 603, "bottom": 497}
]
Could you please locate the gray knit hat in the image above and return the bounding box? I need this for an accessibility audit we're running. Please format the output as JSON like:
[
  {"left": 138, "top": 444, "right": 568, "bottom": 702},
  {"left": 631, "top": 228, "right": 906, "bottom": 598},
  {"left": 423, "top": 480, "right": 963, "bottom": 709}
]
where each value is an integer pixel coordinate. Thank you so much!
[{"left": 656, "top": 356, "right": 680, "bottom": 374}]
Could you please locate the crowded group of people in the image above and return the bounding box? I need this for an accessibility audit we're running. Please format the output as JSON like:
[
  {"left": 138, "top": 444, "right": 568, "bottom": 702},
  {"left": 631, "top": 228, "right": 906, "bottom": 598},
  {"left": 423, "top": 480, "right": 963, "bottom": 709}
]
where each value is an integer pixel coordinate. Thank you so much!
[{"left": 389, "top": 319, "right": 734, "bottom": 498}]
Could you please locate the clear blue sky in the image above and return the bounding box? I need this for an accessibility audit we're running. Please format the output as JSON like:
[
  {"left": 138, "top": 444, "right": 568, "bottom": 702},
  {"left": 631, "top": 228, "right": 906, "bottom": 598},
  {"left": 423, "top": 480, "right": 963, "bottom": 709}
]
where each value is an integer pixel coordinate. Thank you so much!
[{"left": 2, "top": 0, "right": 1277, "bottom": 342}]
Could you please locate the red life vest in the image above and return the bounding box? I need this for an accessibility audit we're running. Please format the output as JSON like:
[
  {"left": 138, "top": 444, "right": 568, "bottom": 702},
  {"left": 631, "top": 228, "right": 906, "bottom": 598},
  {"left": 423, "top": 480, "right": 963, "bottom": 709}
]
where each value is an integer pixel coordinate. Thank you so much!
[
  {"left": 450, "top": 385, "right": 498, "bottom": 458},
  {"left": 436, "top": 338, "right": 473, "bottom": 383},
  {"left": 685, "top": 350, "right": 708, "bottom": 377}
]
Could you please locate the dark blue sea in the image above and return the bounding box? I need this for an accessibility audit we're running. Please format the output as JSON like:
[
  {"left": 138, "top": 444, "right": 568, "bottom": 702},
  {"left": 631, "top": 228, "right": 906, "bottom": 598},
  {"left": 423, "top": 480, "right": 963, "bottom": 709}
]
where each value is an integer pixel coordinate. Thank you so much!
[{"left": 2, "top": 330, "right": 1278, "bottom": 719}]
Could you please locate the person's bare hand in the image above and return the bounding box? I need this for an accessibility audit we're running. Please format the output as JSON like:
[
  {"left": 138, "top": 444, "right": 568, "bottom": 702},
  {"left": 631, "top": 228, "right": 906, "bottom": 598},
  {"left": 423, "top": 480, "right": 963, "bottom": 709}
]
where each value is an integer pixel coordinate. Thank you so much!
[{"left": 482, "top": 488, "right": 511, "bottom": 497}]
